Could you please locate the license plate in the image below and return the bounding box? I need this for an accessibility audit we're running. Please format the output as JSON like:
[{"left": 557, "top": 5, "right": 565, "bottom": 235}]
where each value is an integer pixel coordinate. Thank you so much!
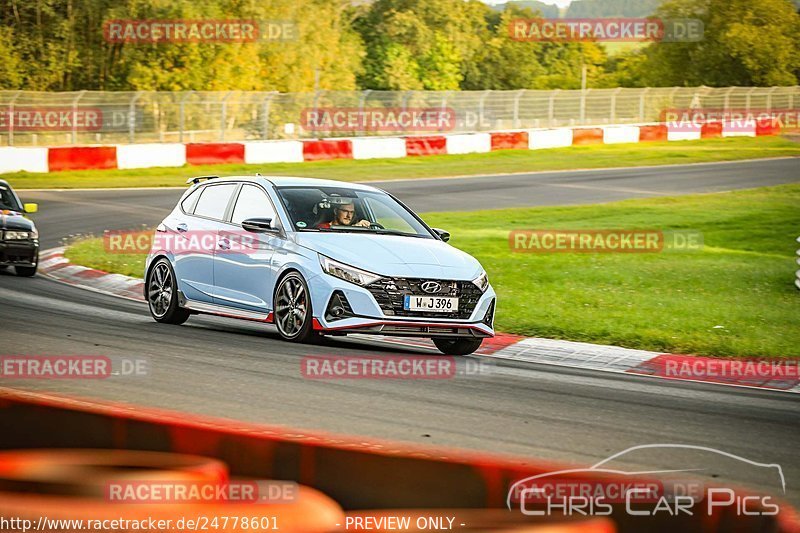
[{"left": 403, "top": 295, "right": 459, "bottom": 312}]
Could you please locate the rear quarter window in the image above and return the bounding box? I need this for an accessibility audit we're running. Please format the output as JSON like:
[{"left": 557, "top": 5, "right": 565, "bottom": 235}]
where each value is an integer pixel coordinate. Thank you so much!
[{"left": 180, "top": 187, "right": 202, "bottom": 214}]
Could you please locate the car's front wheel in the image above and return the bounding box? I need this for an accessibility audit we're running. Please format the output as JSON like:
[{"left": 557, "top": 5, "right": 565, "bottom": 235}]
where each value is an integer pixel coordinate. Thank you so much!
[
  {"left": 433, "top": 337, "right": 483, "bottom": 356},
  {"left": 147, "top": 258, "right": 190, "bottom": 325},
  {"left": 274, "top": 271, "right": 317, "bottom": 343}
]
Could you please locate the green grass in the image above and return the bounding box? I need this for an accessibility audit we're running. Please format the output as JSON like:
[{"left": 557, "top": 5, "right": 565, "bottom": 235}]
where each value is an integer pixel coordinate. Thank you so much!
[
  {"left": 64, "top": 238, "right": 145, "bottom": 278},
  {"left": 8, "top": 136, "right": 800, "bottom": 189},
  {"left": 65, "top": 183, "right": 800, "bottom": 358}
]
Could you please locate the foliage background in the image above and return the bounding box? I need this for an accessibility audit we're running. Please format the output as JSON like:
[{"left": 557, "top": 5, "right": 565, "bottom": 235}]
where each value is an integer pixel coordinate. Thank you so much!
[{"left": 0, "top": 0, "right": 799, "bottom": 91}]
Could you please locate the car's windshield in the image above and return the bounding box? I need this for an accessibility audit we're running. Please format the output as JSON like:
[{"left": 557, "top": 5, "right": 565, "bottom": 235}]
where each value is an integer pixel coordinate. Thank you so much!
[
  {"left": 275, "top": 186, "right": 433, "bottom": 238},
  {"left": 0, "top": 185, "right": 22, "bottom": 211}
]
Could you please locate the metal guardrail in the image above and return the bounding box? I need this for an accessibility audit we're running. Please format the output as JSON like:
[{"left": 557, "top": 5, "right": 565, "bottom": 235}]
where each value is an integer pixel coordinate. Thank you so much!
[{"left": 0, "top": 86, "right": 798, "bottom": 146}]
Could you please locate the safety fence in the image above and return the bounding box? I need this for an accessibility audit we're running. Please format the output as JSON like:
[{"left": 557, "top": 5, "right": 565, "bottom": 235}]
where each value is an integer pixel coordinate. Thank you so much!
[{"left": 1, "top": 86, "right": 798, "bottom": 146}]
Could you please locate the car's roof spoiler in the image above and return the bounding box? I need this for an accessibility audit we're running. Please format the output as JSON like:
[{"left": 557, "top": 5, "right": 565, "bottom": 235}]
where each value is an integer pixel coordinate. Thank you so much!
[{"left": 186, "top": 175, "right": 219, "bottom": 185}]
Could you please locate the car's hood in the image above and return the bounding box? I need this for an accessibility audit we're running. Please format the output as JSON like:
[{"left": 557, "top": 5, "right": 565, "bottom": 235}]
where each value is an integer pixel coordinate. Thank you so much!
[
  {"left": 1, "top": 210, "right": 34, "bottom": 231},
  {"left": 295, "top": 232, "right": 483, "bottom": 279}
]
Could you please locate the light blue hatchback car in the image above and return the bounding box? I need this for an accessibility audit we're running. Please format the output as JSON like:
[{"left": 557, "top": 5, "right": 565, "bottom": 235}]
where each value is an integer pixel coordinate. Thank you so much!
[{"left": 145, "top": 175, "right": 496, "bottom": 355}]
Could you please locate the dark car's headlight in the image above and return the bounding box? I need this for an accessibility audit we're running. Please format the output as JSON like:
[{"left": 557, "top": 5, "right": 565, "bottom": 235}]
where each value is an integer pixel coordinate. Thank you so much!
[
  {"left": 472, "top": 270, "right": 489, "bottom": 293},
  {"left": 4, "top": 230, "right": 37, "bottom": 240},
  {"left": 319, "top": 255, "right": 382, "bottom": 286}
]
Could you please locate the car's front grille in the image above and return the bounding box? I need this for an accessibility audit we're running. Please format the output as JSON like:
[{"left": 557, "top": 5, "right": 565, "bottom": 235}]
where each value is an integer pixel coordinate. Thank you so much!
[{"left": 365, "top": 277, "right": 483, "bottom": 319}]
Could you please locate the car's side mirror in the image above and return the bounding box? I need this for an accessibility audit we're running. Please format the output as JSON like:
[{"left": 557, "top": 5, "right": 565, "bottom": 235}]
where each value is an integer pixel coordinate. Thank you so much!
[
  {"left": 242, "top": 218, "right": 278, "bottom": 233},
  {"left": 433, "top": 228, "right": 450, "bottom": 242},
  {"left": 23, "top": 203, "right": 38, "bottom": 214}
]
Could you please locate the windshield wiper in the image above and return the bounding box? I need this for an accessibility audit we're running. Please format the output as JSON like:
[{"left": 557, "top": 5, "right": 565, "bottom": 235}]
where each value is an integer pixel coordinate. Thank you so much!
[
  {"left": 314, "top": 226, "right": 425, "bottom": 238},
  {"left": 369, "top": 228, "right": 426, "bottom": 238}
]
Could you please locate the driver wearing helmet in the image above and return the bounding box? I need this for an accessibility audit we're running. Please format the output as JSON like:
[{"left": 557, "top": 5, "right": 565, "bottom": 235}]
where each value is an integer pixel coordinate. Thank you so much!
[{"left": 317, "top": 200, "right": 370, "bottom": 229}]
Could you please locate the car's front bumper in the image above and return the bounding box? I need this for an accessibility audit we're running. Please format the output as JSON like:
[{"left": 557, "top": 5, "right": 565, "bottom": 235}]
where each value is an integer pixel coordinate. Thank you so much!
[
  {"left": 307, "top": 272, "right": 496, "bottom": 338},
  {"left": 0, "top": 240, "right": 39, "bottom": 267}
]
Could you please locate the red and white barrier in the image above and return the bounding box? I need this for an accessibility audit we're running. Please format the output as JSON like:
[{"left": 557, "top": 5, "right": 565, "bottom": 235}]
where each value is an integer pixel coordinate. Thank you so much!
[
  {"left": 1, "top": 122, "right": 778, "bottom": 174},
  {"left": 48, "top": 146, "right": 117, "bottom": 172},
  {"left": 667, "top": 129, "right": 702, "bottom": 141},
  {"left": 186, "top": 142, "right": 245, "bottom": 165},
  {"left": 602, "top": 126, "right": 640, "bottom": 144},
  {"left": 490, "top": 131, "right": 528, "bottom": 150},
  {"left": 528, "top": 128, "right": 573, "bottom": 150},
  {"left": 571, "top": 127, "right": 604, "bottom": 145},
  {"left": 0, "top": 147, "right": 49, "bottom": 173},
  {"left": 303, "top": 139, "right": 353, "bottom": 161},
  {"left": 406, "top": 136, "right": 447, "bottom": 156},
  {"left": 638, "top": 125, "right": 668, "bottom": 142},
  {"left": 351, "top": 137, "right": 407, "bottom": 160},
  {"left": 445, "top": 133, "right": 492, "bottom": 155},
  {"left": 722, "top": 120, "right": 757, "bottom": 137},
  {"left": 117, "top": 143, "right": 186, "bottom": 169},
  {"left": 244, "top": 140, "right": 304, "bottom": 164}
]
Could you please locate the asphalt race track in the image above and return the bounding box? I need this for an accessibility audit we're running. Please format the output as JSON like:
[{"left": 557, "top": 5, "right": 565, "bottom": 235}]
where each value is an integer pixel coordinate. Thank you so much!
[{"left": 2, "top": 157, "right": 800, "bottom": 506}]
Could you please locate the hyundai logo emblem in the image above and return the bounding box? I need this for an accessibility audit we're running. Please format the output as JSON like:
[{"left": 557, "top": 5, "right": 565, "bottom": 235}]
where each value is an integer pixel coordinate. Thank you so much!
[{"left": 421, "top": 281, "right": 442, "bottom": 294}]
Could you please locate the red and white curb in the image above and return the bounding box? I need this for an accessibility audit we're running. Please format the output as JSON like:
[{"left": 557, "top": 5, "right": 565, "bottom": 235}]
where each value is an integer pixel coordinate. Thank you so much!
[
  {"left": 39, "top": 247, "right": 144, "bottom": 302},
  {"left": 38, "top": 248, "right": 800, "bottom": 393},
  {"left": 488, "top": 338, "right": 800, "bottom": 394}
]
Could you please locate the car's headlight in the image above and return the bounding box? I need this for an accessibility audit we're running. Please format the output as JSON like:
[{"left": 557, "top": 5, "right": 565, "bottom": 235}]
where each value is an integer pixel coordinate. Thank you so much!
[
  {"left": 472, "top": 270, "right": 489, "bottom": 292},
  {"left": 4, "top": 230, "right": 35, "bottom": 240},
  {"left": 319, "top": 255, "right": 382, "bottom": 286}
]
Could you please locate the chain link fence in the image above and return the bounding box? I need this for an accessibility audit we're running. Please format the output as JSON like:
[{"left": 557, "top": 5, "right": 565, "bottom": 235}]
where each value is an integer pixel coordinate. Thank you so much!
[{"left": 1, "top": 86, "right": 798, "bottom": 146}]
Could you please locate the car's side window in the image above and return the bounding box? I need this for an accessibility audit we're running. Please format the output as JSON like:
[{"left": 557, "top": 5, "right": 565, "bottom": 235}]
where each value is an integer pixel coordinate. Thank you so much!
[
  {"left": 231, "top": 185, "right": 277, "bottom": 225},
  {"left": 193, "top": 184, "right": 237, "bottom": 220},
  {"left": 180, "top": 187, "right": 202, "bottom": 214}
]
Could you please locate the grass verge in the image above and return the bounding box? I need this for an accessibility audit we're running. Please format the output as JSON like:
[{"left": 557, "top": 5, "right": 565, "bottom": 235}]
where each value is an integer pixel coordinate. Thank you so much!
[
  {"left": 8, "top": 136, "right": 800, "bottom": 189},
  {"left": 64, "top": 183, "right": 800, "bottom": 358}
]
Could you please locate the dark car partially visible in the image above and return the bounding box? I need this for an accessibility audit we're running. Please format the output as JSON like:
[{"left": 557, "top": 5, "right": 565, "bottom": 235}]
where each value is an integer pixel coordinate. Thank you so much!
[{"left": 0, "top": 180, "right": 39, "bottom": 277}]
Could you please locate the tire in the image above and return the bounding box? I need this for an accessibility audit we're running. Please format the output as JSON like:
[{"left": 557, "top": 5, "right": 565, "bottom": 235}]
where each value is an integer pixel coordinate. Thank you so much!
[
  {"left": 15, "top": 264, "right": 37, "bottom": 277},
  {"left": 433, "top": 337, "right": 483, "bottom": 356},
  {"left": 273, "top": 271, "right": 317, "bottom": 343},
  {"left": 146, "top": 258, "right": 190, "bottom": 325}
]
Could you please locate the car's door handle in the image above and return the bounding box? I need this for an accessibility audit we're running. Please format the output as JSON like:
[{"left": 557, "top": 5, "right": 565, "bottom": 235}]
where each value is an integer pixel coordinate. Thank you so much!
[
  {"left": 176, "top": 223, "right": 188, "bottom": 233},
  {"left": 218, "top": 238, "right": 230, "bottom": 250}
]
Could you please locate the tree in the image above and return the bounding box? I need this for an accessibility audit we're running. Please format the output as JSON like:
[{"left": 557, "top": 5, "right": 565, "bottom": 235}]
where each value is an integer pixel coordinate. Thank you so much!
[
  {"left": 634, "top": 0, "right": 800, "bottom": 86},
  {"left": 353, "top": 0, "right": 491, "bottom": 90},
  {"left": 0, "top": 0, "right": 364, "bottom": 91},
  {"left": 0, "top": 27, "right": 23, "bottom": 89}
]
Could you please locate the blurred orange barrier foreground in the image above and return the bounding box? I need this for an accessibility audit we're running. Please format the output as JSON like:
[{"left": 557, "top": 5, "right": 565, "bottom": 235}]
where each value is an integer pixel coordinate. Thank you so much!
[{"left": 0, "top": 387, "right": 797, "bottom": 532}]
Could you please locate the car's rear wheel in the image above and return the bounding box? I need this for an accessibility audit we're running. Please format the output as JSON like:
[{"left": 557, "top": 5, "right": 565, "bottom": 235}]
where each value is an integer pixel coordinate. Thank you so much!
[
  {"left": 147, "top": 258, "right": 190, "bottom": 325},
  {"left": 274, "top": 271, "right": 317, "bottom": 343},
  {"left": 433, "top": 337, "right": 483, "bottom": 356}
]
